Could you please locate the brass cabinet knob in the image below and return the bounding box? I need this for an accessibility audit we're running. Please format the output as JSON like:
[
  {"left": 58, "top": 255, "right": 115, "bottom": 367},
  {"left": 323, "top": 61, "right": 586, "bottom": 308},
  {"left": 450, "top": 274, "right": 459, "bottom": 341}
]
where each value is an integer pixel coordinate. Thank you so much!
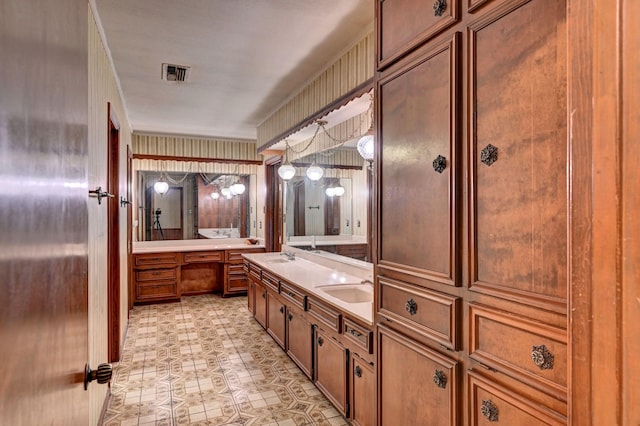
[
  {"left": 433, "top": 369, "right": 447, "bottom": 389},
  {"left": 481, "top": 399, "right": 499, "bottom": 422},
  {"left": 355, "top": 365, "right": 362, "bottom": 378},
  {"left": 531, "top": 344, "right": 554, "bottom": 370},
  {"left": 84, "top": 363, "right": 112, "bottom": 390},
  {"left": 405, "top": 298, "right": 418, "bottom": 315}
]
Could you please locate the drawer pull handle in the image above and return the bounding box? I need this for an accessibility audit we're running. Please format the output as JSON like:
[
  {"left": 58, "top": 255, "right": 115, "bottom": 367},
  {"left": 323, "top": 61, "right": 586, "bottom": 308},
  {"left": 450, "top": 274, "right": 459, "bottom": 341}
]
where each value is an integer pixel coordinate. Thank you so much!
[
  {"left": 288, "top": 313, "right": 293, "bottom": 321},
  {"left": 317, "top": 337, "right": 324, "bottom": 346},
  {"left": 433, "top": 0, "right": 447, "bottom": 16},
  {"left": 348, "top": 328, "right": 363, "bottom": 338},
  {"left": 279, "top": 306, "right": 284, "bottom": 314},
  {"left": 433, "top": 369, "right": 447, "bottom": 389},
  {"left": 287, "top": 292, "right": 295, "bottom": 298},
  {"left": 261, "top": 293, "right": 266, "bottom": 299},
  {"left": 481, "top": 144, "right": 499, "bottom": 166},
  {"left": 531, "top": 344, "right": 554, "bottom": 370},
  {"left": 432, "top": 154, "right": 447, "bottom": 173},
  {"left": 481, "top": 400, "right": 499, "bottom": 422},
  {"left": 354, "top": 365, "right": 362, "bottom": 378},
  {"left": 405, "top": 298, "right": 418, "bottom": 315}
]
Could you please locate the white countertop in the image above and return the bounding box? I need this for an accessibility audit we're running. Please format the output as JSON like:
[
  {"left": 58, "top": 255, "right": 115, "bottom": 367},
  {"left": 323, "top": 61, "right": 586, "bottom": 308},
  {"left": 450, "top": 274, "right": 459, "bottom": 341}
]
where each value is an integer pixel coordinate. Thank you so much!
[
  {"left": 133, "top": 238, "right": 265, "bottom": 254},
  {"left": 285, "top": 235, "right": 368, "bottom": 247},
  {"left": 243, "top": 249, "right": 373, "bottom": 325}
]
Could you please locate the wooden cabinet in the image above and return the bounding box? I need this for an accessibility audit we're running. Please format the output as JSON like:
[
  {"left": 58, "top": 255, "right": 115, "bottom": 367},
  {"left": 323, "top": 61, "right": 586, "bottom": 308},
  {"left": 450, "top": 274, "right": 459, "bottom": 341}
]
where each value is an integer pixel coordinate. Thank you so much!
[
  {"left": 350, "top": 353, "right": 375, "bottom": 426},
  {"left": 375, "top": 0, "right": 569, "bottom": 424},
  {"left": 286, "top": 305, "right": 313, "bottom": 379},
  {"left": 224, "top": 247, "right": 264, "bottom": 296},
  {"left": 132, "top": 253, "right": 180, "bottom": 303},
  {"left": 314, "top": 327, "right": 349, "bottom": 417},
  {"left": 181, "top": 250, "right": 222, "bottom": 295},
  {"left": 266, "top": 291, "right": 286, "bottom": 349},
  {"left": 247, "top": 278, "right": 255, "bottom": 315}
]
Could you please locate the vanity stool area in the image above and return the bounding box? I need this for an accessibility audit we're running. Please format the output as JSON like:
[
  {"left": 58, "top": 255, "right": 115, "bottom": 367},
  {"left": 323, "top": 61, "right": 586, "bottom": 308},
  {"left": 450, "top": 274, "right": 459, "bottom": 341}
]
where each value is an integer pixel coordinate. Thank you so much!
[{"left": 131, "top": 239, "right": 265, "bottom": 303}]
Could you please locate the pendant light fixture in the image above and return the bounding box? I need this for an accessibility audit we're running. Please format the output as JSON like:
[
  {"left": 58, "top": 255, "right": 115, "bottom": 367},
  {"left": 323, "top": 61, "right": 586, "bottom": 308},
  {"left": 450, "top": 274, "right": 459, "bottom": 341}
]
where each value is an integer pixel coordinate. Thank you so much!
[
  {"left": 278, "top": 141, "right": 296, "bottom": 180},
  {"left": 153, "top": 175, "right": 169, "bottom": 195},
  {"left": 357, "top": 94, "right": 375, "bottom": 164},
  {"left": 306, "top": 160, "right": 324, "bottom": 181}
]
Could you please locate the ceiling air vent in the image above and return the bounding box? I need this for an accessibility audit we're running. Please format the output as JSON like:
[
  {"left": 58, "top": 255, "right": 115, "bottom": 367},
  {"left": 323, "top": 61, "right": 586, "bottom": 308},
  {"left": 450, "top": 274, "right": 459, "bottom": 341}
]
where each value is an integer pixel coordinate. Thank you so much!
[{"left": 162, "top": 63, "right": 190, "bottom": 82}]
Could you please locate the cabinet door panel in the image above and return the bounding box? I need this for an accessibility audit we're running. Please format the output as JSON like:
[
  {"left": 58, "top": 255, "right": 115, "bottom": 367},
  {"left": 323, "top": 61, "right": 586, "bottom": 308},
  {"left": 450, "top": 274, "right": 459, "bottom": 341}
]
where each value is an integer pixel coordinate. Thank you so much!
[
  {"left": 254, "top": 283, "right": 267, "bottom": 329},
  {"left": 350, "top": 355, "right": 374, "bottom": 426},
  {"left": 378, "top": 325, "right": 458, "bottom": 426},
  {"left": 315, "top": 329, "right": 349, "bottom": 416},
  {"left": 286, "top": 306, "right": 313, "bottom": 379},
  {"left": 378, "top": 34, "right": 460, "bottom": 286},
  {"left": 469, "top": 0, "right": 567, "bottom": 309},
  {"left": 267, "top": 292, "right": 286, "bottom": 349}
]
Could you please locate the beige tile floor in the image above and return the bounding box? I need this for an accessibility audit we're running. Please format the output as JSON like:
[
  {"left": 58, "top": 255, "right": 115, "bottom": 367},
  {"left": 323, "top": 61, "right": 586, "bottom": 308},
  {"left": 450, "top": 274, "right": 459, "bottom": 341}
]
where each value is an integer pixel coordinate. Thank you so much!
[{"left": 102, "top": 294, "right": 348, "bottom": 426}]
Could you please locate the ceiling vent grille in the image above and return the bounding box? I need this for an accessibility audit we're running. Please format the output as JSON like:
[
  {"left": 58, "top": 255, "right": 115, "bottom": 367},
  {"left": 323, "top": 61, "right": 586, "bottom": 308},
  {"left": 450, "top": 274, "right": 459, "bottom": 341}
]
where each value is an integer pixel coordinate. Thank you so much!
[{"left": 162, "top": 63, "right": 190, "bottom": 82}]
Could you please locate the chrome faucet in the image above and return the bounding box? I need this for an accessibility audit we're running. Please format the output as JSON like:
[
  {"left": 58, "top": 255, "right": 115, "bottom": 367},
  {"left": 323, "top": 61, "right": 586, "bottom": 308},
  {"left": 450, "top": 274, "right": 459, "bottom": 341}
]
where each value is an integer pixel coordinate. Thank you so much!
[{"left": 280, "top": 251, "right": 296, "bottom": 261}]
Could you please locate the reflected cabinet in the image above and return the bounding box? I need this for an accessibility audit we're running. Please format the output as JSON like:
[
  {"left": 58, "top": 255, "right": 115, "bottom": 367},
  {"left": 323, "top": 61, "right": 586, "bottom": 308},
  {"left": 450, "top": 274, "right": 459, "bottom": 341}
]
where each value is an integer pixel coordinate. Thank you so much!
[{"left": 375, "top": 0, "right": 569, "bottom": 424}]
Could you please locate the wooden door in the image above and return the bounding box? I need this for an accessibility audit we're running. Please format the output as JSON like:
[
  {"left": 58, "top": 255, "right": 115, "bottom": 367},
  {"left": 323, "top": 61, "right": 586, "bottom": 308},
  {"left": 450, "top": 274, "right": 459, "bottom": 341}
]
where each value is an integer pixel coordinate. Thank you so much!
[
  {"left": 314, "top": 328, "right": 349, "bottom": 416},
  {"left": 0, "top": 0, "right": 90, "bottom": 423},
  {"left": 286, "top": 306, "right": 313, "bottom": 378},
  {"left": 266, "top": 291, "right": 286, "bottom": 349},
  {"left": 107, "top": 103, "right": 121, "bottom": 362}
]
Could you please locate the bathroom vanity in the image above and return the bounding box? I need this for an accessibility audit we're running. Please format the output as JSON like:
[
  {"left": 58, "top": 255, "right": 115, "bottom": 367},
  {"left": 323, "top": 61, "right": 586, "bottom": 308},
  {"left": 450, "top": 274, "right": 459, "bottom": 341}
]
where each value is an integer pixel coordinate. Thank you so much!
[
  {"left": 131, "top": 238, "right": 265, "bottom": 303},
  {"left": 243, "top": 247, "right": 375, "bottom": 426}
]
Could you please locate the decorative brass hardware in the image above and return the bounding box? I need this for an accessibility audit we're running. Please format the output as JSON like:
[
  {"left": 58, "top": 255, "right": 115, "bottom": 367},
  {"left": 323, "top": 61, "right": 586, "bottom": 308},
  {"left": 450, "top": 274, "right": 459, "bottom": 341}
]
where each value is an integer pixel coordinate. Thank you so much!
[
  {"left": 480, "top": 144, "right": 499, "bottom": 166},
  {"left": 481, "top": 400, "right": 499, "bottom": 422},
  {"left": 433, "top": 0, "right": 447, "bottom": 16},
  {"left": 531, "top": 345, "right": 554, "bottom": 370},
  {"left": 317, "top": 336, "right": 324, "bottom": 346},
  {"left": 88, "top": 186, "right": 114, "bottom": 205},
  {"left": 119, "top": 196, "right": 131, "bottom": 207},
  {"left": 84, "top": 363, "right": 113, "bottom": 390},
  {"left": 279, "top": 306, "right": 284, "bottom": 314},
  {"left": 288, "top": 312, "right": 293, "bottom": 321},
  {"left": 433, "top": 369, "right": 447, "bottom": 389},
  {"left": 355, "top": 365, "right": 362, "bottom": 378},
  {"left": 348, "top": 328, "right": 363, "bottom": 338},
  {"left": 405, "top": 298, "right": 418, "bottom": 315},
  {"left": 432, "top": 155, "right": 447, "bottom": 173}
]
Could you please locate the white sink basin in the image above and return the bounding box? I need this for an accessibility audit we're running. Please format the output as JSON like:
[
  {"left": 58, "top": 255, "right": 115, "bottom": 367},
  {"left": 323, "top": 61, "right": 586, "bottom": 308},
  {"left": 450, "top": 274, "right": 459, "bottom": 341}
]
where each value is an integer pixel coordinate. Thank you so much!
[{"left": 319, "top": 284, "right": 373, "bottom": 304}]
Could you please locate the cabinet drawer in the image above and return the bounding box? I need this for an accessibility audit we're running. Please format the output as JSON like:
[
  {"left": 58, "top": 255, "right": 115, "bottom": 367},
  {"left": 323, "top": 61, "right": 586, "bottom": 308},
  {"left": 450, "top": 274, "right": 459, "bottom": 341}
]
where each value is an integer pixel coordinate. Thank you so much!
[
  {"left": 227, "top": 263, "right": 245, "bottom": 275},
  {"left": 343, "top": 318, "right": 373, "bottom": 354},
  {"left": 280, "top": 281, "right": 306, "bottom": 311},
  {"left": 468, "top": 371, "right": 566, "bottom": 425},
  {"left": 226, "top": 273, "right": 249, "bottom": 294},
  {"left": 307, "top": 296, "right": 341, "bottom": 333},
  {"left": 243, "top": 262, "right": 250, "bottom": 274},
  {"left": 469, "top": 303, "right": 567, "bottom": 399},
  {"left": 136, "top": 268, "right": 177, "bottom": 282},
  {"left": 335, "top": 244, "right": 367, "bottom": 257},
  {"left": 261, "top": 270, "right": 279, "bottom": 292},
  {"left": 378, "top": 276, "right": 460, "bottom": 350},
  {"left": 249, "top": 264, "right": 261, "bottom": 282},
  {"left": 136, "top": 281, "right": 178, "bottom": 300},
  {"left": 183, "top": 251, "right": 223, "bottom": 263},
  {"left": 377, "top": 0, "right": 458, "bottom": 69},
  {"left": 134, "top": 253, "right": 179, "bottom": 268},
  {"left": 226, "top": 248, "right": 265, "bottom": 263}
]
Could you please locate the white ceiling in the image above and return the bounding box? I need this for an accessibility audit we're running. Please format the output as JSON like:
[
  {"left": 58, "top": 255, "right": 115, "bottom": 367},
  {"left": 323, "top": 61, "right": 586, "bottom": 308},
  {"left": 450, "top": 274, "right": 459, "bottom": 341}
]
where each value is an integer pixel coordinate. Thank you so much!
[{"left": 95, "top": 0, "right": 373, "bottom": 141}]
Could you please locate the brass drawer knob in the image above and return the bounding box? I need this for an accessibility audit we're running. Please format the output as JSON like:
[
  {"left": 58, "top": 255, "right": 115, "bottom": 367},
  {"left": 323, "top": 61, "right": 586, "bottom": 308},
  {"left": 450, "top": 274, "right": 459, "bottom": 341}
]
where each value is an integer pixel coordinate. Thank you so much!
[
  {"left": 355, "top": 365, "right": 362, "bottom": 378},
  {"left": 480, "top": 144, "right": 499, "bottom": 166},
  {"left": 433, "top": 0, "right": 447, "bottom": 16},
  {"left": 481, "top": 399, "right": 499, "bottom": 422},
  {"left": 405, "top": 298, "right": 418, "bottom": 315},
  {"left": 432, "top": 155, "right": 447, "bottom": 173},
  {"left": 531, "top": 344, "right": 554, "bottom": 370},
  {"left": 433, "top": 369, "right": 447, "bottom": 389}
]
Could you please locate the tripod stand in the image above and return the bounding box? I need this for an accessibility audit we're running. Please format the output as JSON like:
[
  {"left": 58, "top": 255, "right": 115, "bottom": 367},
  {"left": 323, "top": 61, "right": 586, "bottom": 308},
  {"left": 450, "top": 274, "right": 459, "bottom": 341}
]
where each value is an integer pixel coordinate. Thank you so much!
[{"left": 153, "top": 209, "right": 165, "bottom": 240}]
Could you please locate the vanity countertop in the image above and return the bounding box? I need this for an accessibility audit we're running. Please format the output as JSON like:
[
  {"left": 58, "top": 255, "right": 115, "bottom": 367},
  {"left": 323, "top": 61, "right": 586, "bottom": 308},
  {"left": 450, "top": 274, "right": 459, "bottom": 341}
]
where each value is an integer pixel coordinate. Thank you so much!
[
  {"left": 285, "top": 235, "right": 368, "bottom": 247},
  {"left": 133, "top": 238, "right": 265, "bottom": 254},
  {"left": 242, "top": 248, "right": 373, "bottom": 325}
]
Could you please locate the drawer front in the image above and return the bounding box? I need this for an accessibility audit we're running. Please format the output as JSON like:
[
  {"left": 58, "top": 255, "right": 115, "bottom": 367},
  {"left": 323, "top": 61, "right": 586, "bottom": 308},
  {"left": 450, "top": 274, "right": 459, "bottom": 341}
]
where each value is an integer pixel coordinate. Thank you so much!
[
  {"left": 280, "top": 281, "right": 306, "bottom": 310},
  {"left": 243, "top": 262, "right": 250, "bottom": 274},
  {"left": 261, "top": 270, "right": 279, "bottom": 292},
  {"left": 343, "top": 318, "right": 373, "bottom": 354},
  {"left": 226, "top": 248, "right": 265, "bottom": 263},
  {"left": 378, "top": 276, "right": 460, "bottom": 350},
  {"left": 469, "top": 303, "right": 567, "bottom": 398},
  {"left": 136, "top": 268, "right": 177, "bottom": 282},
  {"left": 335, "top": 244, "right": 367, "bottom": 257},
  {"left": 134, "top": 253, "right": 179, "bottom": 268},
  {"left": 468, "top": 371, "right": 566, "bottom": 425},
  {"left": 227, "top": 263, "right": 245, "bottom": 275},
  {"left": 249, "top": 264, "right": 261, "bottom": 282},
  {"left": 136, "top": 281, "right": 178, "bottom": 300},
  {"left": 183, "top": 251, "right": 223, "bottom": 263},
  {"left": 307, "top": 296, "right": 341, "bottom": 333},
  {"left": 226, "top": 273, "right": 249, "bottom": 294}
]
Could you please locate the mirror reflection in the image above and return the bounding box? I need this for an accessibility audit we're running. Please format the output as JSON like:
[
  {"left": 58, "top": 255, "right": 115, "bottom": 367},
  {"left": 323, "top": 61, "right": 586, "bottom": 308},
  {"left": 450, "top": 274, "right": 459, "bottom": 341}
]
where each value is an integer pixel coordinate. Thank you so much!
[{"left": 137, "top": 171, "right": 254, "bottom": 241}]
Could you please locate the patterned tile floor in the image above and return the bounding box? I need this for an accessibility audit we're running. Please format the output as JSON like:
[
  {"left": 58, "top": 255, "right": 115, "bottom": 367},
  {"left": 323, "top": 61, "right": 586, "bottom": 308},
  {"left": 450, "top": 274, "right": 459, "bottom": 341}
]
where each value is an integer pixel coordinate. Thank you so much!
[{"left": 102, "top": 294, "right": 348, "bottom": 426}]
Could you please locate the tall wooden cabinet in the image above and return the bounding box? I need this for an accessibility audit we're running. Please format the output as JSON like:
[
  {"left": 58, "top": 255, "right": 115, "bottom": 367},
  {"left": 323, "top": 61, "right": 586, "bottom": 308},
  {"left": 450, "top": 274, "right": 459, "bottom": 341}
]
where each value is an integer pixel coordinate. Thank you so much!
[{"left": 375, "top": 0, "right": 569, "bottom": 424}]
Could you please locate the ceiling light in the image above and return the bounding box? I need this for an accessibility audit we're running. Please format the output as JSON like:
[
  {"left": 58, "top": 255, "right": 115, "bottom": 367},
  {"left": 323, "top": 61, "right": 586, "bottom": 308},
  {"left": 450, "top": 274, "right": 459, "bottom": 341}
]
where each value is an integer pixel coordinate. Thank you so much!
[
  {"left": 326, "top": 187, "right": 336, "bottom": 197},
  {"left": 278, "top": 142, "right": 296, "bottom": 180},
  {"left": 153, "top": 177, "right": 169, "bottom": 195},
  {"left": 211, "top": 192, "right": 220, "bottom": 200},
  {"left": 357, "top": 134, "right": 374, "bottom": 161},
  {"left": 232, "top": 182, "right": 246, "bottom": 195},
  {"left": 221, "top": 187, "right": 231, "bottom": 197},
  {"left": 333, "top": 186, "right": 345, "bottom": 196},
  {"left": 306, "top": 161, "right": 324, "bottom": 181}
]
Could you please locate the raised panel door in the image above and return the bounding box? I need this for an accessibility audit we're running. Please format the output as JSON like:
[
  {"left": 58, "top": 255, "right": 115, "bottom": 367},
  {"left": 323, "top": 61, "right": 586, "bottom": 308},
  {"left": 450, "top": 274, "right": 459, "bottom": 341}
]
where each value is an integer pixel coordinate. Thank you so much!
[
  {"left": 378, "top": 33, "right": 461, "bottom": 287},
  {"left": 469, "top": 0, "right": 568, "bottom": 311},
  {"left": 254, "top": 283, "right": 267, "bottom": 329},
  {"left": 351, "top": 355, "right": 375, "bottom": 426},
  {"left": 315, "top": 328, "right": 349, "bottom": 416},
  {"left": 267, "top": 291, "right": 286, "bottom": 349},
  {"left": 286, "top": 306, "right": 313, "bottom": 379}
]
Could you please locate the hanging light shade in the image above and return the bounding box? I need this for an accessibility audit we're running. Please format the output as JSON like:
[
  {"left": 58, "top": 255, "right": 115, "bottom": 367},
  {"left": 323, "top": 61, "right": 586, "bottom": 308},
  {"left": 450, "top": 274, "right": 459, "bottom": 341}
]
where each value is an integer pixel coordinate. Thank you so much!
[
  {"left": 357, "top": 134, "right": 375, "bottom": 161},
  {"left": 211, "top": 192, "right": 220, "bottom": 200},
  {"left": 325, "top": 187, "right": 336, "bottom": 197},
  {"left": 278, "top": 143, "right": 296, "bottom": 180},
  {"left": 232, "top": 182, "right": 246, "bottom": 195},
  {"left": 153, "top": 177, "right": 169, "bottom": 195},
  {"left": 306, "top": 161, "right": 324, "bottom": 181},
  {"left": 221, "top": 187, "right": 231, "bottom": 197},
  {"left": 333, "top": 186, "right": 345, "bottom": 197}
]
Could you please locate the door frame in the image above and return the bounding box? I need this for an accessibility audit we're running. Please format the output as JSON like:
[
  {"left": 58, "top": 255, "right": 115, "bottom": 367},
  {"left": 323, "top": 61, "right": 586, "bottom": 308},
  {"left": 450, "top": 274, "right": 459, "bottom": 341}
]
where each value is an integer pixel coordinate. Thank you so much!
[{"left": 107, "top": 102, "right": 120, "bottom": 363}]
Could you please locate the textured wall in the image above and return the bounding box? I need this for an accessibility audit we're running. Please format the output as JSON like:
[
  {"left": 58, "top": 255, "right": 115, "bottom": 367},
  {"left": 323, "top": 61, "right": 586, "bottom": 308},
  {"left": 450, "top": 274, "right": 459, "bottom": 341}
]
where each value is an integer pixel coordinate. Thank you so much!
[
  {"left": 257, "top": 33, "right": 374, "bottom": 149},
  {"left": 133, "top": 133, "right": 260, "bottom": 161},
  {"left": 88, "top": 7, "right": 133, "bottom": 424}
]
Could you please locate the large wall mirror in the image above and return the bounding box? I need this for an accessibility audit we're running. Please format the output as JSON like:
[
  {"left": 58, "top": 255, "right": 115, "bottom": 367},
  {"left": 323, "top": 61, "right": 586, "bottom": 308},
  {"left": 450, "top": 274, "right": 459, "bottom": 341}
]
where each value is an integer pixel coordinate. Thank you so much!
[{"left": 134, "top": 159, "right": 260, "bottom": 242}]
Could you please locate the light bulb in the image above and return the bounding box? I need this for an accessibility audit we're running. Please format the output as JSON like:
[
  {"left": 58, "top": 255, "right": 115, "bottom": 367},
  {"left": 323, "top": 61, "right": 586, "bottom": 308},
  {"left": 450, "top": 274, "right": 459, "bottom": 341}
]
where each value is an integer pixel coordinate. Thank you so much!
[
  {"left": 357, "top": 134, "right": 375, "bottom": 161},
  {"left": 232, "top": 182, "right": 246, "bottom": 194},
  {"left": 211, "top": 192, "right": 220, "bottom": 200},
  {"left": 278, "top": 163, "right": 296, "bottom": 180},
  {"left": 333, "top": 186, "right": 345, "bottom": 196},
  {"left": 153, "top": 181, "right": 169, "bottom": 195},
  {"left": 306, "top": 164, "right": 324, "bottom": 181},
  {"left": 221, "top": 187, "right": 231, "bottom": 197},
  {"left": 325, "top": 187, "right": 336, "bottom": 197}
]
